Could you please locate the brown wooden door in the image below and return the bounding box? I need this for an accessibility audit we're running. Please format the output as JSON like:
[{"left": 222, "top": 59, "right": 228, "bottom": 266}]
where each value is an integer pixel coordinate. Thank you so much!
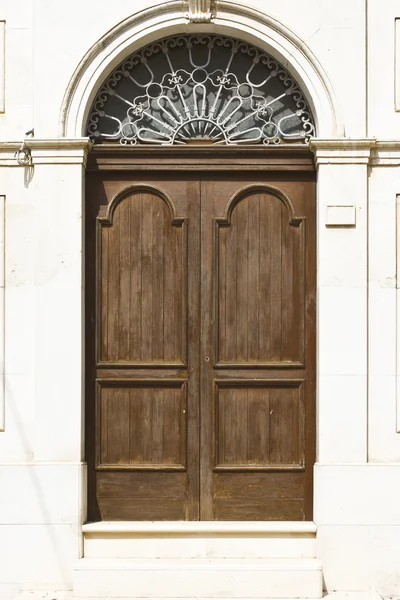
[
  {"left": 85, "top": 157, "right": 315, "bottom": 522},
  {"left": 199, "top": 174, "right": 315, "bottom": 520},
  {"left": 86, "top": 175, "right": 201, "bottom": 520}
]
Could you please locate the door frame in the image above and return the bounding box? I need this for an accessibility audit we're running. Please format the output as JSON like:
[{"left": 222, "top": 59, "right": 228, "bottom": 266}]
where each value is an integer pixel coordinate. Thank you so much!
[{"left": 85, "top": 143, "right": 317, "bottom": 521}]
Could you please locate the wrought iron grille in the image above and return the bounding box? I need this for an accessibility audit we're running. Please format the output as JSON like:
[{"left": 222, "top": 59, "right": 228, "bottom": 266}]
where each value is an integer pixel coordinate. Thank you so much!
[{"left": 86, "top": 34, "right": 315, "bottom": 145}]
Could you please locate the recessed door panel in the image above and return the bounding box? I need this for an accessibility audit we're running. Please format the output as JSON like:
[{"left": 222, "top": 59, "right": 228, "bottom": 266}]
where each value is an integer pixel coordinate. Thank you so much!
[
  {"left": 216, "top": 190, "right": 305, "bottom": 365},
  {"left": 97, "top": 381, "right": 187, "bottom": 470},
  {"left": 98, "top": 189, "right": 187, "bottom": 366},
  {"left": 215, "top": 380, "right": 305, "bottom": 470}
]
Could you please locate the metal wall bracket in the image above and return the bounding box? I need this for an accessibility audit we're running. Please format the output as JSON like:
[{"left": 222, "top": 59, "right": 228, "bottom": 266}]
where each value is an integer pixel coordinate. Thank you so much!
[{"left": 14, "top": 129, "right": 34, "bottom": 166}]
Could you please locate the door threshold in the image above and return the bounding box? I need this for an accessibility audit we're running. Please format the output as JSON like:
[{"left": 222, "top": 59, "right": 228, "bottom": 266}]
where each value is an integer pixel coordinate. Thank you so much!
[{"left": 82, "top": 521, "right": 317, "bottom": 534}]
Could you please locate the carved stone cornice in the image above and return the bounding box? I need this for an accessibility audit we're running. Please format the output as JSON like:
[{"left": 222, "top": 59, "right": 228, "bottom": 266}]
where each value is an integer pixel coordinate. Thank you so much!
[
  {"left": 0, "top": 138, "right": 92, "bottom": 167},
  {"left": 185, "top": 0, "right": 215, "bottom": 23},
  {"left": 311, "top": 138, "right": 400, "bottom": 166},
  {"left": 370, "top": 141, "right": 400, "bottom": 166},
  {"left": 310, "top": 138, "right": 376, "bottom": 165}
]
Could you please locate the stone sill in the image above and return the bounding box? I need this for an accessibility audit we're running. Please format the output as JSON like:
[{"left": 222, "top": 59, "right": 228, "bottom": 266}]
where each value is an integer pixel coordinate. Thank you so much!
[{"left": 82, "top": 521, "right": 317, "bottom": 534}]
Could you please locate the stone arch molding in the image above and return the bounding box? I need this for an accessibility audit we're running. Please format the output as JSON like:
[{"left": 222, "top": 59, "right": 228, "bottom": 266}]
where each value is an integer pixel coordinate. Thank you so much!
[{"left": 60, "top": 0, "right": 343, "bottom": 139}]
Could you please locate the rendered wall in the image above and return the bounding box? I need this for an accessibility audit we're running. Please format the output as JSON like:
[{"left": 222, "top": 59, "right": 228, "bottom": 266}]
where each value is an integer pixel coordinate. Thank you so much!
[{"left": 0, "top": 149, "right": 88, "bottom": 594}]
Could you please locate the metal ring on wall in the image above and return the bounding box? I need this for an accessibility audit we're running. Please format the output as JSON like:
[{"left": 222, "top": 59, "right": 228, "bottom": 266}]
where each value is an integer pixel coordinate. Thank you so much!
[{"left": 14, "top": 143, "right": 32, "bottom": 166}]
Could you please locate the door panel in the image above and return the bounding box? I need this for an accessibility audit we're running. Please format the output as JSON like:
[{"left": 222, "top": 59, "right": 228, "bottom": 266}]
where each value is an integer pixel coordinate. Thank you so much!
[
  {"left": 215, "top": 380, "right": 304, "bottom": 469},
  {"left": 216, "top": 189, "right": 305, "bottom": 365},
  {"left": 96, "top": 471, "right": 189, "bottom": 521},
  {"left": 87, "top": 175, "right": 201, "bottom": 521},
  {"left": 86, "top": 167, "right": 315, "bottom": 522},
  {"left": 97, "top": 380, "right": 187, "bottom": 469},
  {"left": 200, "top": 175, "right": 315, "bottom": 520},
  {"left": 98, "top": 188, "right": 186, "bottom": 365}
]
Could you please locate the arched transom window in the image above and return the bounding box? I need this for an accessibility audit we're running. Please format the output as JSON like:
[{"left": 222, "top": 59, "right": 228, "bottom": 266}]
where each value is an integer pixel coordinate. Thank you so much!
[{"left": 86, "top": 34, "right": 315, "bottom": 145}]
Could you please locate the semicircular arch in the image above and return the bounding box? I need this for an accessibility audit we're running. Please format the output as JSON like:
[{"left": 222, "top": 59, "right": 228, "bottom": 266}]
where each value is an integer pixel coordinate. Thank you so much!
[
  {"left": 60, "top": 1, "right": 342, "bottom": 139},
  {"left": 98, "top": 183, "right": 182, "bottom": 226},
  {"left": 221, "top": 183, "right": 304, "bottom": 227}
]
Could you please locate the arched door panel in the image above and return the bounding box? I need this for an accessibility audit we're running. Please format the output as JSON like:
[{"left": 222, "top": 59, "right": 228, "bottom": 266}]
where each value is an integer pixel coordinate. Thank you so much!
[
  {"left": 98, "top": 188, "right": 187, "bottom": 365},
  {"left": 215, "top": 187, "right": 305, "bottom": 365}
]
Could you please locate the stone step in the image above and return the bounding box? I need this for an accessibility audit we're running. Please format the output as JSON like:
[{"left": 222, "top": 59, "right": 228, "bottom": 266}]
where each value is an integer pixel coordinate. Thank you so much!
[
  {"left": 73, "top": 557, "right": 323, "bottom": 599},
  {"left": 82, "top": 521, "right": 317, "bottom": 559}
]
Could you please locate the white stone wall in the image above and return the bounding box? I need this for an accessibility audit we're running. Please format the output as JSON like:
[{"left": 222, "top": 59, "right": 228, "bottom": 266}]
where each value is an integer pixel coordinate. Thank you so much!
[
  {"left": 0, "top": 0, "right": 399, "bottom": 596},
  {"left": 0, "top": 143, "right": 88, "bottom": 593}
]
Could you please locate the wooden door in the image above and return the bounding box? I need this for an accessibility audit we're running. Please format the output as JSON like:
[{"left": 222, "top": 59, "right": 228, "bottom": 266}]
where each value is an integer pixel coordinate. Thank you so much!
[
  {"left": 85, "top": 149, "right": 316, "bottom": 521},
  {"left": 86, "top": 174, "right": 201, "bottom": 520},
  {"left": 199, "top": 174, "right": 316, "bottom": 520}
]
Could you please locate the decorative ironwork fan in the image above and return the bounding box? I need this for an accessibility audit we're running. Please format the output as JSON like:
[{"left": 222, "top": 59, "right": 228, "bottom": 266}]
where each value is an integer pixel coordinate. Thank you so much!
[{"left": 87, "top": 34, "right": 315, "bottom": 145}]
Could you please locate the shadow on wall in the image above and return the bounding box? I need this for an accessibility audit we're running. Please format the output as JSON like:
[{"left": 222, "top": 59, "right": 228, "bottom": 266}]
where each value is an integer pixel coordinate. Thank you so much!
[
  {"left": 24, "top": 165, "right": 34, "bottom": 188},
  {"left": 2, "top": 374, "right": 75, "bottom": 588}
]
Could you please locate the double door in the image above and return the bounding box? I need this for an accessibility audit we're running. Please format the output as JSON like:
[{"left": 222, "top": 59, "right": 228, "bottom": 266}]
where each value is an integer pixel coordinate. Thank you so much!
[{"left": 85, "top": 167, "right": 316, "bottom": 521}]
